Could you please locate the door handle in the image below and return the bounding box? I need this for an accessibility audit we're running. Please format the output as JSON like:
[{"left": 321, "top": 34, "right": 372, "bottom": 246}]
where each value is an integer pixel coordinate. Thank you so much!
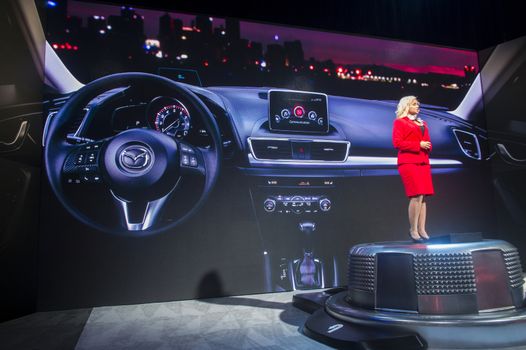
[
  {"left": 496, "top": 143, "right": 526, "bottom": 166},
  {"left": 0, "top": 120, "right": 29, "bottom": 153}
]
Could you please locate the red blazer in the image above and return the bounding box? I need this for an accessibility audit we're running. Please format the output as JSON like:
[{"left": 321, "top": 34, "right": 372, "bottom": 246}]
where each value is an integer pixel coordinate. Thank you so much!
[{"left": 392, "top": 116, "right": 432, "bottom": 165}]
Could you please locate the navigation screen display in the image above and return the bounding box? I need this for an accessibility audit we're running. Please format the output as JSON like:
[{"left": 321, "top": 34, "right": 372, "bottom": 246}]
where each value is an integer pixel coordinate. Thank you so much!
[{"left": 268, "top": 90, "right": 329, "bottom": 133}]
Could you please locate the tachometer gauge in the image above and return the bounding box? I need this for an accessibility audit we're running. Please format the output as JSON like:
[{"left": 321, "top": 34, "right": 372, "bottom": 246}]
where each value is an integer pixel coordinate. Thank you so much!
[{"left": 154, "top": 102, "right": 191, "bottom": 138}]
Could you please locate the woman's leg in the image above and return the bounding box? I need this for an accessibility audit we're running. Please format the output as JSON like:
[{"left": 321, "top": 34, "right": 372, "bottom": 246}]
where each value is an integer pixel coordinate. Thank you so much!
[
  {"left": 409, "top": 195, "right": 423, "bottom": 238},
  {"left": 418, "top": 197, "right": 429, "bottom": 239}
]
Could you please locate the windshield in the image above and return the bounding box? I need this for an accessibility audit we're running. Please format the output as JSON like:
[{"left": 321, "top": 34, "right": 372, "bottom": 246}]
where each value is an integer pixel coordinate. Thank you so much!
[{"left": 44, "top": 0, "right": 479, "bottom": 110}]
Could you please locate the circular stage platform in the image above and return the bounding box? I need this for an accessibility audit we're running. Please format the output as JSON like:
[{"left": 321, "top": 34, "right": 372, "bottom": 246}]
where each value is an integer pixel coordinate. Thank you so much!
[{"left": 293, "top": 234, "right": 526, "bottom": 349}]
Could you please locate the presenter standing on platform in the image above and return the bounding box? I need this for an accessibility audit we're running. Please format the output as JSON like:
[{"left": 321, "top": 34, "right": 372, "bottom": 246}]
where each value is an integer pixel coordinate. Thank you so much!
[{"left": 392, "top": 96, "right": 434, "bottom": 242}]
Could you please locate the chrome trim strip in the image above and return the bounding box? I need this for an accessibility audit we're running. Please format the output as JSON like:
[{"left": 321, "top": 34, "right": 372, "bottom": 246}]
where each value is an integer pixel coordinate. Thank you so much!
[
  {"left": 497, "top": 143, "right": 526, "bottom": 164},
  {"left": 111, "top": 179, "right": 179, "bottom": 231},
  {"left": 247, "top": 153, "right": 462, "bottom": 168},
  {"left": 0, "top": 120, "right": 28, "bottom": 149},
  {"left": 42, "top": 111, "right": 57, "bottom": 147},
  {"left": 350, "top": 239, "right": 515, "bottom": 256}
]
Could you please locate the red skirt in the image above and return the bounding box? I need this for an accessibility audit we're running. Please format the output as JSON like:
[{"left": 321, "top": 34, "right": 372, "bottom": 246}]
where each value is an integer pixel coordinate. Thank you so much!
[{"left": 398, "top": 163, "right": 434, "bottom": 197}]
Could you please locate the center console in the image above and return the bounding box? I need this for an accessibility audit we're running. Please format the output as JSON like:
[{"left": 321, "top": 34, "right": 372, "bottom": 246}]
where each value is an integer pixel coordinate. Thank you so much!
[{"left": 246, "top": 89, "right": 348, "bottom": 292}]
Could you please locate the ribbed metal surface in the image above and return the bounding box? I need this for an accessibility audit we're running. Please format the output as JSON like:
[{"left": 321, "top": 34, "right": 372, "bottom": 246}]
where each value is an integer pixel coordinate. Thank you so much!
[
  {"left": 503, "top": 249, "right": 524, "bottom": 289},
  {"left": 414, "top": 253, "right": 476, "bottom": 295},
  {"left": 348, "top": 254, "right": 375, "bottom": 292}
]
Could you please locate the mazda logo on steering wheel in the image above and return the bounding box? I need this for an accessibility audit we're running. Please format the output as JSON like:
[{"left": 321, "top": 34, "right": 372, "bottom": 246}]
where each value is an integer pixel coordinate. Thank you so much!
[{"left": 119, "top": 145, "right": 153, "bottom": 173}]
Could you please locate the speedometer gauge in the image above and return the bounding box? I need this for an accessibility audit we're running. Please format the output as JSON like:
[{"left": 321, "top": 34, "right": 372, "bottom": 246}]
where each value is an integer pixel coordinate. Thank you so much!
[{"left": 154, "top": 102, "right": 191, "bottom": 138}]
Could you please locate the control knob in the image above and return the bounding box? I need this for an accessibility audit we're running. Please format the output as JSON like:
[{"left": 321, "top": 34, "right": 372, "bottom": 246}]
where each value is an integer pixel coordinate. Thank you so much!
[
  {"left": 264, "top": 198, "right": 276, "bottom": 212},
  {"left": 319, "top": 197, "right": 331, "bottom": 212}
]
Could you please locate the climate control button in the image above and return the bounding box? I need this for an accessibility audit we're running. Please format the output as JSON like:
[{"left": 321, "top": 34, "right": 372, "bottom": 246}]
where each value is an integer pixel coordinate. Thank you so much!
[
  {"left": 319, "top": 198, "right": 332, "bottom": 211},
  {"left": 264, "top": 198, "right": 277, "bottom": 212}
]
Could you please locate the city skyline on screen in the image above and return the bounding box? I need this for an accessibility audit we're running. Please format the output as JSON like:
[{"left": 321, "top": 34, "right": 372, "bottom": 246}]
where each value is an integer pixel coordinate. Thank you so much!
[{"left": 67, "top": 0, "right": 478, "bottom": 77}]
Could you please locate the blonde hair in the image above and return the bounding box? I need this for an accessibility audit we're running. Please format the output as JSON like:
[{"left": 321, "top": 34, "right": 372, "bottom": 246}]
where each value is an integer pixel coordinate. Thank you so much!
[{"left": 396, "top": 95, "right": 417, "bottom": 118}]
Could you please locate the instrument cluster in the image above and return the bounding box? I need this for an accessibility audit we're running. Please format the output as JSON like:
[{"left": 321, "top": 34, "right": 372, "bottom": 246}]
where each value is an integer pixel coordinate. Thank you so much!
[
  {"left": 112, "top": 96, "right": 199, "bottom": 140},
  {"left": 146, "top": 96, "right": 191, "bottom": 139}
]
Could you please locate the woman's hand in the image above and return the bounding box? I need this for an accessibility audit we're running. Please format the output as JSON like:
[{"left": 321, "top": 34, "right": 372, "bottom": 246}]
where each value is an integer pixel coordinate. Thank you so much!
[{"left": 420, "top": 141, "right": 431, "bottom": 150}]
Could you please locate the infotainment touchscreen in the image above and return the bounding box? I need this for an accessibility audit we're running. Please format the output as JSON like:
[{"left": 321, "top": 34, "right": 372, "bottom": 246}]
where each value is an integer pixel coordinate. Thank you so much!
[{"left": 268, "top": 90, "right": 329, "bottom": 133}]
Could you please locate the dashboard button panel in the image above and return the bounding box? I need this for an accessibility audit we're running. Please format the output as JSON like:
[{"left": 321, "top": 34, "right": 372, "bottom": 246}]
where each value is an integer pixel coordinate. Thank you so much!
[{"left": 263, "top": 195, "right": 332, "bottom": 214}]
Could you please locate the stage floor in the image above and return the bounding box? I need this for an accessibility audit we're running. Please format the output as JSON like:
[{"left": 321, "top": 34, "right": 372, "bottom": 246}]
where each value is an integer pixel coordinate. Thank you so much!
[
  {"left": 0, "top": 291, "right": 331, "bottom": 349},
  {"left": 3, "top": 290, "right": 526, "bottom": 349}
]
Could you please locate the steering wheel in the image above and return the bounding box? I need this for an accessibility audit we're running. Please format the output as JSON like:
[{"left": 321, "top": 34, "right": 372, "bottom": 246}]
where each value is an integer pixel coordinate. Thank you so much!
[{"left": 44, "top": 72, "right": 222, "bottom": 236}]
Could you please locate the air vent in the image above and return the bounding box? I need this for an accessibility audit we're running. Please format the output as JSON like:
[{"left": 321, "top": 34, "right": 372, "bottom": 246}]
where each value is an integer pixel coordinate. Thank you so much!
[
  {"left": 250, "top": 139, "right": 292, "bottom": 159},
  {"left": 45, "top": 96, "right": 87, "bottom": 135},
  {"left": 453, "top": 129, "right": 481, "bottom": 160},
  {"left": 311, "top": 141, "right": 348, "bottom": 161},
  {"left": 46, "top": 96, "right": 70, "bottom": 112}
]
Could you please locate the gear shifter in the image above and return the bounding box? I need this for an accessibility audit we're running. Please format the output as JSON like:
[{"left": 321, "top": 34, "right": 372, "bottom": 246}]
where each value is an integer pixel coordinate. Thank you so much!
[
  {"left": 299, "top": 221, "right": 316, "bottom": 252},
  {"left": 294, "top": 221, "right": 324, "bottom": 289}
]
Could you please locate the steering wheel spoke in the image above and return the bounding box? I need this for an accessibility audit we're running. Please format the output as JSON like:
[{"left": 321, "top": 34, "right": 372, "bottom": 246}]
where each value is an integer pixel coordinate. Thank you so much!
[
  {"left": 62, "top": 141, "right": 106, "bottom": 185},
  {"left": 111, "top": 188, "right": 174, "bottom": 231}
]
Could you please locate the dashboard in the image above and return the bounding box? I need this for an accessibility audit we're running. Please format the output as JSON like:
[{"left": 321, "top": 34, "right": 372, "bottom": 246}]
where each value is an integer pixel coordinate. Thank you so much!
[
  {"left": 55, "top": 86, "right": 236, "bottom": 156},
  {"left": 46, "top": 83, "right": 489, "bottom": 173}
]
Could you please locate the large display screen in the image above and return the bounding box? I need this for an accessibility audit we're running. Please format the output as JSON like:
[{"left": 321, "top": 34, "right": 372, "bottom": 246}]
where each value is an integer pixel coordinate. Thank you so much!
[
  {"left": 34, "top": 0, "right": 501, "bottom": 311},
  {"left": 269, "top": 90, "right": 329, "bottom": 133}
]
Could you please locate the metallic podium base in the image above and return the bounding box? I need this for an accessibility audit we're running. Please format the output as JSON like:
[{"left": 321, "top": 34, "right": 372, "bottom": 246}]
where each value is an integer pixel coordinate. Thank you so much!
[{"left": 293, "top": 234, "right": 526, "bottom": 349}]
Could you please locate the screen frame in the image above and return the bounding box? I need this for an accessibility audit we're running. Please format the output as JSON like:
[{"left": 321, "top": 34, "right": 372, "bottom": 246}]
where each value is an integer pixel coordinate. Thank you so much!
[{"left": 268, "top": 89, "right": 330, "bottom": 134}]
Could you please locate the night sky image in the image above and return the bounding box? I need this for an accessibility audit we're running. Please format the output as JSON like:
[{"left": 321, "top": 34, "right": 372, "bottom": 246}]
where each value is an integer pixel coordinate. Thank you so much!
[
  {"left": 66, "top": 0, "right": 478, "bottom": 76},
  {"left": 44, "top": 0, "right": 480, "bottom": 108}
]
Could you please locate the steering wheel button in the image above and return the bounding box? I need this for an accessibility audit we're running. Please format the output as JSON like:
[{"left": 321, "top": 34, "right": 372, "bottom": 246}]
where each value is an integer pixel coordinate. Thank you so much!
[
  {"left": 181, "top": 145, "right": 195, "bottom": 154},
  {"left": 190, "top": 156, "right": 198, "bottom": 167},
  {"left": 74, "top": 153, "right": 86, "bottom": 164},
  {"left": 87, "top": 152, "right": 97, "bottom": 163},
  {"left": 182, "top": 155, "right": 190, "bottom": 165}
]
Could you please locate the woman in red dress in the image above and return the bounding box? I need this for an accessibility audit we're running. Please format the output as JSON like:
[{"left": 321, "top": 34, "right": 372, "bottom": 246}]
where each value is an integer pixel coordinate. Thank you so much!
[{"left": 392, "top": 96, "right": 434, "bottom": 242}]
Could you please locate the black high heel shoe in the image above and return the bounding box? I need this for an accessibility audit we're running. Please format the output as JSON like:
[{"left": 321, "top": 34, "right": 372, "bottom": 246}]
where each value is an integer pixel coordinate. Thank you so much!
[
  {"left": 419, "top": 232, "right": 430, "bottom": 240},
  {"left": 408, "top": 232, "right": 425, "bottom": 243}
]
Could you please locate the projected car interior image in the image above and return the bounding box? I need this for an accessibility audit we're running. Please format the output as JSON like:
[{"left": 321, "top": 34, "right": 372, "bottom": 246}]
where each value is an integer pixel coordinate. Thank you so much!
[{"left": 41, "top": 2, "right": 494, "bottom": 293}]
